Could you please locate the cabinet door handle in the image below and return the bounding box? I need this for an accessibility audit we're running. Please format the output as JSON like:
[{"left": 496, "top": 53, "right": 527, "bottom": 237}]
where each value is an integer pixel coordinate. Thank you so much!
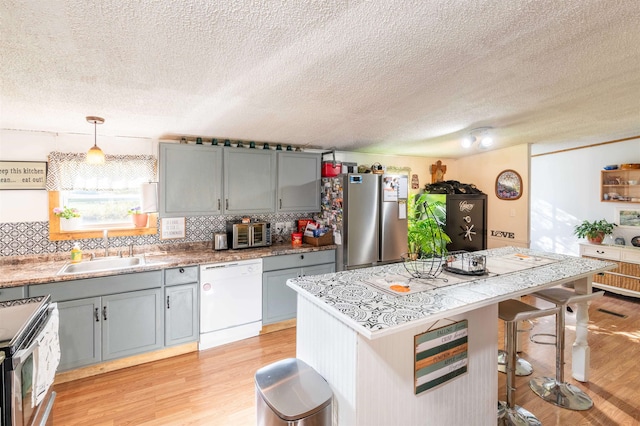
[
  {"left": 218, "top": 199, "right": 221, "bottom": 210},
  {"left": 179, "top": 268, "right": 185, "bottom": 273},
  {"left": 95, "top": 308, "right": 100, "bottom": 322},
  {"left": 226, "top": 199, "right": 229, "bottom": 210},
  {"left": 279, "top": 199, "right": 282, "bottom": 209},
  {"left": 167, "top": 295, "right": 170, "bottom": 309},
  {"left": 300, "top": 254, "right": 304, "bottom": 260},
  {"left": 596, "top": 250, "right": 605, "bottom": 254},
  {"left": 102, "top": 306, "right": 108, "bottom": 321}
]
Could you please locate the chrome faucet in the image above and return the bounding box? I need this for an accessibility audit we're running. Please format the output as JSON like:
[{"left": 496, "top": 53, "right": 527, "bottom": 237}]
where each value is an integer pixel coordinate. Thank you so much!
[{"left": 103, "top": 229, "right": 109, "bottom": 257}]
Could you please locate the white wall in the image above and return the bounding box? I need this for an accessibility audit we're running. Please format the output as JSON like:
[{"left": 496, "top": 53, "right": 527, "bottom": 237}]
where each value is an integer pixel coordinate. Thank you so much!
[
  {"left": 530, "top": 138, "right": 640, "bottom": 255},
  {"left": 0, "top": 129, "right": 157, "bottom": 222}
]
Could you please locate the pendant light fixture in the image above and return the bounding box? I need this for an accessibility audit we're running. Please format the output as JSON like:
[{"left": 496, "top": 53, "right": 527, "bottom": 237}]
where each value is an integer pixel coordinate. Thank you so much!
[{"left": 86, "top": 116, "right": 105, "bottom": 164}]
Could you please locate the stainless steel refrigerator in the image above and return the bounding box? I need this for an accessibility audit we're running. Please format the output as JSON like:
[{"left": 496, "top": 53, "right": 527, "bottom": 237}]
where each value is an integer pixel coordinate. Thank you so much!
[{"left": 320, "top": 173, "right": 408, "bottom": 271}]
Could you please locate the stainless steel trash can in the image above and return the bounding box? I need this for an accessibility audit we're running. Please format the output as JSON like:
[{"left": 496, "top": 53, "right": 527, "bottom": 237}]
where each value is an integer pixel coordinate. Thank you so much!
[{"left": 255, "top": 358, "right": 332, "bottom": 426}]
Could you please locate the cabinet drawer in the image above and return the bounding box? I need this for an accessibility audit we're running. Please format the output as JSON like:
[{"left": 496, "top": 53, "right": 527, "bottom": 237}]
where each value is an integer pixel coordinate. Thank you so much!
[
  {"left": 29, "top": 271, "right": 162, "bottom": 302},
  {"left": 580, "top": 244, "right": 621, "bottom": 261},
  {"left": 165, "top": 266, "right": 198, "bottom": 286},
  {"left": 621, "top": 248, "right": 640, "bottom": 265},
  {"left": 263, "top": 250, "right": 335, "bottom": 271},
  {"left": 0, "top": 286, "right": 26, "bottom": 302}
]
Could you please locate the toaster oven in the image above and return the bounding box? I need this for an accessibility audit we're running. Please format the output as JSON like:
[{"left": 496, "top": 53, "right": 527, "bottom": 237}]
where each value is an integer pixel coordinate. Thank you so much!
[{"left": 226, "top": 221, "right": 271, "bottom": 249}]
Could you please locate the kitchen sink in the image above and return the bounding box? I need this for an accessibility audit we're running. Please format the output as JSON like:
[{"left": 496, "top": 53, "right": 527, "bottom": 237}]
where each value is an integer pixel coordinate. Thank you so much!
[{"left": 57, "top": 256, "right": 147, "bottom": 275}]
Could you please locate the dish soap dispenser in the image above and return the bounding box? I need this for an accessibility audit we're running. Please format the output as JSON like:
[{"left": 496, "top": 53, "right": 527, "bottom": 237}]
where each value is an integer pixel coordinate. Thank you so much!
[{"left": 71, "top": 243, "right": 82, "bottom": 263}]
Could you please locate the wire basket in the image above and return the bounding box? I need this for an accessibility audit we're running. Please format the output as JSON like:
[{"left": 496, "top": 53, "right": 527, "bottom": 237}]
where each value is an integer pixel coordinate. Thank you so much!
[
  {"left": 401, "top": 253, "right": 444, "bottom": 279},
  {"left": 443, "top": 251, "right": 487, "bottom": 276}
]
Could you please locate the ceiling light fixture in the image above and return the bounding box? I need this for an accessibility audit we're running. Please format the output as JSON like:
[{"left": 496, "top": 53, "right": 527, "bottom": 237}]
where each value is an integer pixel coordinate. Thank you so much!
[
  {"left": 461, "top": 127, "right": 494, "bottom": 150},
  {"left": 86, "top": 116, "right": 105, "bottom": 164}
]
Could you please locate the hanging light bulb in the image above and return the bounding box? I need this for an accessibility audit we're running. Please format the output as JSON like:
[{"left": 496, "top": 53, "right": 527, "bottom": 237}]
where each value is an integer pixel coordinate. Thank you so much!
[{"left": 86, "top": 116, "right": 105, "bottom": 164}]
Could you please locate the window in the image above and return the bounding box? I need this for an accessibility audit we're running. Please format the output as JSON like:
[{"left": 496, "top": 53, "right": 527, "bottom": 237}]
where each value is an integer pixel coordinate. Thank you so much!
[{"left": 47, "top": 152, "right": 157, "bottom": 240}]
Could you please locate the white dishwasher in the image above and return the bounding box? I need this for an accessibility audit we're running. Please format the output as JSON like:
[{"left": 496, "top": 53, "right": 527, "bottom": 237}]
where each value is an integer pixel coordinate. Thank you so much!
[{"left": 199, "top": 258, "right": 263, "bottom": 350}]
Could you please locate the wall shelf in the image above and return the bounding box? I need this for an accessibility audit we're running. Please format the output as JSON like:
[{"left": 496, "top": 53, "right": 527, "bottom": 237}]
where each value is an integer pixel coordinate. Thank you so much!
[{"left": 601, "top": 169, "right": 640, "bottom": 203}]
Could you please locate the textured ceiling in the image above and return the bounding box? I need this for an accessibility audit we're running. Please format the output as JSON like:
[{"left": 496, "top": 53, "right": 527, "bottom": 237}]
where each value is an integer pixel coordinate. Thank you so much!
[{"left": 1, "top": 0, "right": 639, "bottom": 158}]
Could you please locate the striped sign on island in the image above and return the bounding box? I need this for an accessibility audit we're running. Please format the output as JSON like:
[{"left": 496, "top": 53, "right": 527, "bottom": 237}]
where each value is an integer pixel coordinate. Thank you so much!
[{"left": 414, "top": 320, "right": 468, "bottom": 394}]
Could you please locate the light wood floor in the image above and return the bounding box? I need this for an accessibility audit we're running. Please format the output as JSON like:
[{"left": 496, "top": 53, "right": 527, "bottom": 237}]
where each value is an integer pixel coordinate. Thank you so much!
[{"left": 52, "top": 292, "right": 640, "bottom": 426}]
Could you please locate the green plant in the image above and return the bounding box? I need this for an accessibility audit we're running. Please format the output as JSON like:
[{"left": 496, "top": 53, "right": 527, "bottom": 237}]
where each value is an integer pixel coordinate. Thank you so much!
[
  {"left": 53, "top": 206, "right": 81, "bottom": 219},
  {"left": 407, "top": 193, "right": 451, "bottom": 257},
  {"left": 573, "top": 219, "right": 617, "bottom": 239}
]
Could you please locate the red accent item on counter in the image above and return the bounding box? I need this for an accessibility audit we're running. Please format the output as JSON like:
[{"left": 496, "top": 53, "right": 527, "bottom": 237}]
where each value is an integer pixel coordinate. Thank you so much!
[
  {"left": 291, "top": 232, "right": 303, "bottom": 246},
  {"left": 297, "top": 219, "right": 313, "bottom": 233}
]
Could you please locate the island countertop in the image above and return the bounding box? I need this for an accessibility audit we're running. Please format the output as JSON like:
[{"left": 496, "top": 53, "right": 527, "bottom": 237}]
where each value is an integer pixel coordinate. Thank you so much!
[{"left": 287, "top": 246, "right": 615, "bottom": 340}]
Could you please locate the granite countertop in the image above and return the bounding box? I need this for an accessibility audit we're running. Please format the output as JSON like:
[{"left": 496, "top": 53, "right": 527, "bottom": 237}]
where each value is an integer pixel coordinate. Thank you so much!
[
  {"left": 287, "top": 246, "right": 616, "bottom": 340},
  {"left": 0, "top": 243, "right": 336, "bottom": 288}
]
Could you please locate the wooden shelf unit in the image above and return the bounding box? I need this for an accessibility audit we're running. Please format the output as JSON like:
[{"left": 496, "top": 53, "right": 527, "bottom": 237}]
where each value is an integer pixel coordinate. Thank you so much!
[{"left": 601, "top": 168, "right": 640, "bottom": 203}]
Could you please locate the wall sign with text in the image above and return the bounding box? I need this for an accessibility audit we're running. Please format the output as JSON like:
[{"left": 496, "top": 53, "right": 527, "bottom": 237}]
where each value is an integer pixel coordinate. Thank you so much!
[
  {"left": 0, "top": 161, "right": 47, "bottom": 190},
  {"left": 161, "top": 217, "right": 186, "bottom": 240},
  {"left": 414, "top": 320, "right": 468, "bottom": 395}
]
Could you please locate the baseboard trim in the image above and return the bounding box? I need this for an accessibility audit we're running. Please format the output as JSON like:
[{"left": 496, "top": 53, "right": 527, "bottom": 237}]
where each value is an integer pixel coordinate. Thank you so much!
[
  {"left": 54, "top": 342, "right": 198, "bottom": 384},
  {"left": 261, "top": 318, "right": 296, "bottom": 334}
]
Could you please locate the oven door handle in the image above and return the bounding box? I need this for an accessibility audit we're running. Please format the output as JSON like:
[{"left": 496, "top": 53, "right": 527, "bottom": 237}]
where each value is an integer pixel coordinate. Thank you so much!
[
  {"left": 12, "top": 340, "right": 39, "bottom": 369},
  {"left": 0, "top": 352, "right": 4, "bottom": 365}
]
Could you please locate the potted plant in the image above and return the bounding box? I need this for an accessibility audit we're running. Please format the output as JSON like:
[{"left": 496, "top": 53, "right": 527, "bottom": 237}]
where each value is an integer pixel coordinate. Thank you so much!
[
  {"left": 53, "top": 206, "right": 82, "bottom": 231},
  {"left": 128, "top": 206, "right": 148, "bottom": 228},
  {"left": 573, "top": 219, "right": 617, "bottom": 244},
  {"left": 407, "top": 193, "right": 451, "bottom": 258}
]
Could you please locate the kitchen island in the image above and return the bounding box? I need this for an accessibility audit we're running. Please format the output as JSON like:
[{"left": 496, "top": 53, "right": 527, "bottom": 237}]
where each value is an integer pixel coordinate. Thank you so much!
[{"left": 287, "top": 247, "right": 614, "bottom": 426}]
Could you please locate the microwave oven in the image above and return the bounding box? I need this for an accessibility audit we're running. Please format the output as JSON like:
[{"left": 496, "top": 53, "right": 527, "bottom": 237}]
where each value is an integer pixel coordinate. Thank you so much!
[{"left": 226, "top": 221, "right": 271, "bottom": 249}]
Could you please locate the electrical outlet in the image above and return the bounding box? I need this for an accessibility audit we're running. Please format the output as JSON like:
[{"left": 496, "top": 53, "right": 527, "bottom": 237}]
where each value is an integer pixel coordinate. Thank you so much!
[{"left": 282, "top": 222, "right": 293, "bottom": 235}]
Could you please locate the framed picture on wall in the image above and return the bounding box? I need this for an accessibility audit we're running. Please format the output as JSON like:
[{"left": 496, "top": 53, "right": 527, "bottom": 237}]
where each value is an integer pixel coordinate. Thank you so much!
[
  {"left": 615, "top": 208, "right": 640, "bottom": 228},
  {"left": 495, "top": 169, "right": 522, "bottom": 200}
]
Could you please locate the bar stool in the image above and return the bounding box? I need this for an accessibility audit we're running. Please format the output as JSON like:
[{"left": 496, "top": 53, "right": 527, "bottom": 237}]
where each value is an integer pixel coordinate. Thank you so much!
[
  {"left": 498, "top": 299, "right": 560, "bottom": 426},
  {"left": 528, "top": 288, "right": 604, "bottom": 411},
  {"left": 498, "top": 318, "right": 535, "bottom": 376}
]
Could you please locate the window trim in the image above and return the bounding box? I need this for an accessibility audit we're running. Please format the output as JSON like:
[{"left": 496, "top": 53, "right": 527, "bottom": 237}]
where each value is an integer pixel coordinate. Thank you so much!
[{"left": 48, "top": 191, "right": 158, "bottom": 241}]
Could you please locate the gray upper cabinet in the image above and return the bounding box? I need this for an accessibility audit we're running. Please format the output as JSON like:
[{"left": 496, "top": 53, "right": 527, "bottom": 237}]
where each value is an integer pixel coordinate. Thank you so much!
[
  {"left": 224, "top": 148, "right": 276, "bottom": 214},
  {"left": 159, "top": 143, "right": 223, "bottom": 217},
  {"left": 277, "top": 152, "right": 321, "bottom": 213}
]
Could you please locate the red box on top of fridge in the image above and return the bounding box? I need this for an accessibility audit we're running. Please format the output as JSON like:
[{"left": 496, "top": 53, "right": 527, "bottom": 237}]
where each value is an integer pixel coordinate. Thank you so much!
[{"left": 321, "top": 161, "right": 341, "bottom": 177}]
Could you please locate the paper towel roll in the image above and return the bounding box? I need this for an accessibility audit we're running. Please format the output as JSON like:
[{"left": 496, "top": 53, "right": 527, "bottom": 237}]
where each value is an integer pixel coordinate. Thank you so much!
[{"left": 141, "top": 182, "right": 158, "bottom": 213}]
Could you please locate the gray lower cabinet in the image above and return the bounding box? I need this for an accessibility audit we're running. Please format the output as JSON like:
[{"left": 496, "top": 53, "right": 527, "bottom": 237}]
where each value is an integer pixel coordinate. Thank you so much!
[
  {"left": 164, "top": 265, "right": 199, "bottom": 346},
  {"left": 57, "top": 297, "right": 101, "bottom": 370},
  {"left": 102, "top": 288, "right": 164, "bottom": 361},
  {"left": 262, "top": 250, "right": 335, "bottom": 325},
  {"left": 29, "top": 271, "right": 163, "bottom": 372},
  {"left": 0, "top": 285, "right": 26, "bottom": 301}
]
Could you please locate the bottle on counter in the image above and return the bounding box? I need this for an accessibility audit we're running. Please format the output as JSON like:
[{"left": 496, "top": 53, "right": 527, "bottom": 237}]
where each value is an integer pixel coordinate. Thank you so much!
[{"left": 71, "top": 243, "right": 83, "bottom": 263}]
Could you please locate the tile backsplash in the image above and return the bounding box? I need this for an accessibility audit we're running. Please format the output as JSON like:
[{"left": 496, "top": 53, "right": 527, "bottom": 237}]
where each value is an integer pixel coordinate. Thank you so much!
[{"left": 0, "top": 212, "right": 315, "bottom": 257}]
